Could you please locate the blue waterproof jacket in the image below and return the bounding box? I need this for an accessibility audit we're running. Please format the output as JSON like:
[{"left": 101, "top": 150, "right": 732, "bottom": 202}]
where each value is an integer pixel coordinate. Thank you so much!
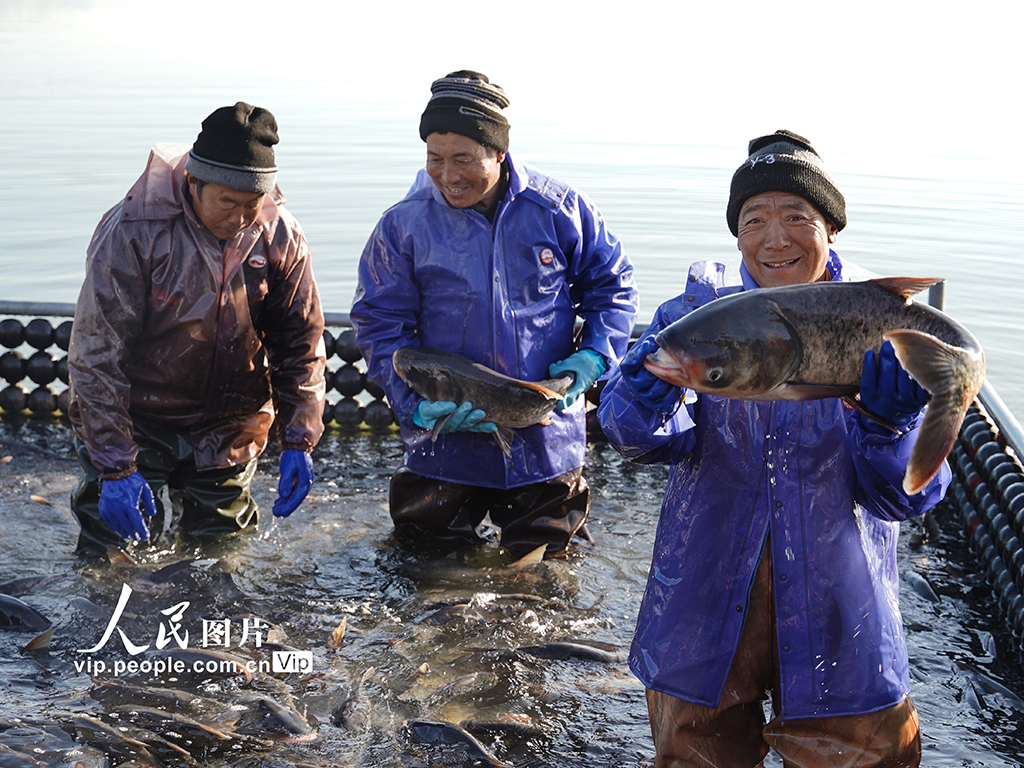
[
  {"left": 352, "top": 153, "right": 638, "bottom": 488},
  {"left": 597, "top": 254, "right": 951, "bottom": 719}
]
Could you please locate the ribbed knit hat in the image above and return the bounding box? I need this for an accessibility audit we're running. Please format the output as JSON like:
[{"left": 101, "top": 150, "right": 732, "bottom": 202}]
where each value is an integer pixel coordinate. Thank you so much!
[
  {"left": 726, "top": 129, "right": 846, "bottom": 236},
  {"left": 419, "top": 70, "right": 511, "bottom": 152},
  {"left": 186, "top": 102, "right": 279, "bottom": 195}
]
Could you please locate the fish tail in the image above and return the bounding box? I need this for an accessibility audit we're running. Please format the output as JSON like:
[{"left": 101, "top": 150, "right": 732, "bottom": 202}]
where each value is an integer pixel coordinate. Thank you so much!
[{"left": 885, "top": 329, "right": 985, "bottom": 495}]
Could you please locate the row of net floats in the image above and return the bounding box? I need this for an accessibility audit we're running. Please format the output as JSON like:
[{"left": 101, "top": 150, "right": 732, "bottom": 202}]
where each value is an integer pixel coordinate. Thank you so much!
[
  {"left": 0, "top": 318, "right": 399, "bottom": 429},
  {"left": 949, "top": 401, "right": 1024, "bottom": 643}
]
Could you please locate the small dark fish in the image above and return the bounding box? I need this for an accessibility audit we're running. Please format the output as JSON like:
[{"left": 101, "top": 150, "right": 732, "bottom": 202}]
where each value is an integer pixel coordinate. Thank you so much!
[
  {"left": 109, "top": 705, "right": 232, "bottom": 755},
  {"left": 904, "top": 571, "right": 941, "bottom": 603},
  {"left": 517, "top": 642, "right": 627, "bottom": 663},
  {"left": 424, "top": 671, "right": 500, "bottom": 706},
  {"left": 647, "top": 277, "right": 986, "bottom": 494},
  {"left": 232, "top": 698, "right": 316, "bottom": 743},
  {"left": 406, "top": 718, "right": 513, "bottom": 767},
  {"left": 0, "top": 593, "right": 52, "bottom": 631},
  {"left": 89, "top": 680, "right": 229, "bottom": 720},
  {"left": 330, "top": 666, "right": 375, "bottom": 731},
  {"left": 393, "top": 346, "right": 574, "bottom": 456},
  {"left": 460, "top": 717, "right": 547, "bottom": 739},
  {"left": 956, "top": 661, "right": 1024, "bottom": 711},
  {"left": 0, "top": 574, "right": 61, "bottom": 596}
]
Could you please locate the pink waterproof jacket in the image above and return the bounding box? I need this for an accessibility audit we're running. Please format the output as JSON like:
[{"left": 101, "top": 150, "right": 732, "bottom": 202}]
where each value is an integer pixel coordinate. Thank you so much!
[{"left": 68, "top": 144, "right": 326, "bottom": 473}]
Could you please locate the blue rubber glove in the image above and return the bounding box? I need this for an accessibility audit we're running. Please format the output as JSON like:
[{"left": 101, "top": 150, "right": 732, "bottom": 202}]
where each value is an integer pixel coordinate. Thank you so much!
[
  {"left": 99, "top": 471, "right": 157, "bottom": 542},
  {"left": 860, "top": 341, "right": 931, "bottom": 429},
  {"left": 548, "top": 349, "right": 607, "bottom": 410},
  {"left": 414, "top": 400, "right": 498, "bottom": 434},
  {"left": 274, "top": 449, "right": 314, "bottom": 517},
  {"left": 619, "top": 337, "right": 684, "bottom": 413}
]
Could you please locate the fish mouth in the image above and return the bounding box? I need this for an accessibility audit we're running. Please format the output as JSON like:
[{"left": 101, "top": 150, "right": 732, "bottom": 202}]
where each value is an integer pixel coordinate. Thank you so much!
[{"left": 643, "top": 349, "right": 697, "bottom": 388}]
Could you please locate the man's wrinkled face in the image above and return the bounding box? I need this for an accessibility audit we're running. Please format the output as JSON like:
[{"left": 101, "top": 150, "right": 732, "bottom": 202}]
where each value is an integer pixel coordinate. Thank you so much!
[
  {"left": 188, "top": 175, "right": 265, "bottom": 240},
  {"left": 736, "top": 191, "right": 838, "bottom": 287},
  {"left": 425, "top": 132, "right": 505, "bottom": 209}
]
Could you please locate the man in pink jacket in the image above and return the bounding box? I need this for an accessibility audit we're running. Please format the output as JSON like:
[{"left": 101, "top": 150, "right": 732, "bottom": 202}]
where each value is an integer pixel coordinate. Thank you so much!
[{"left": 67, "top": 103, "right": 326, "bottom": 556}]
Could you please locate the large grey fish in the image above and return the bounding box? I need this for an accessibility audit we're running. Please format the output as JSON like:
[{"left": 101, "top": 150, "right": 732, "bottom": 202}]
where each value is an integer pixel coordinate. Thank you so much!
[
  {"left": 392, "top": 346, "right": 574, "bottom": 456},
  {"left": 644, "top": 277, "right": 985, "bottom": 495},
  {"left": 406, "top": 719, "right": 513, "bottom": 768}
]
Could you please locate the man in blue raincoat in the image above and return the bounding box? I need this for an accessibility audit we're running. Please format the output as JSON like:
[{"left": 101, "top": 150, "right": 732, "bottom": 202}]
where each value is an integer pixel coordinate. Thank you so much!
[
  {"left": 351, "top": 70, "right": 638, "bottom": 559},
  {"left": 598, "top": 130, "right": 950, "bottom": 767}
]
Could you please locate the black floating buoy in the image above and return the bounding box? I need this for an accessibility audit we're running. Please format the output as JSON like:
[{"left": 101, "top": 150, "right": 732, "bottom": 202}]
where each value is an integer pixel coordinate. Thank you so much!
[
  {"left": 54, "top": 320, "right": 73, "bottom": 351},
  {"left": 363, "top": 400, "right": 394, "bottom": 429},
  {"left": 333, "top": 365, "right": 365, "bottom": 398},
  {"left": 363, "top": 378, "right": 385, "bottom": 401},
  {"left": 0, "top": 319, "right": 24, "bottom": 349},
  {"left": 0, "top": 385, "right": 27, "bottom": 414},
  {"left": 55, "top": 356, "right": 69, "bottom": 384},
  {"left": 322, "top": 368, "right": 335, "bottom": 393},
  {"left": 26, "top": 351, "right": 56, "bottom": 385},
  {"left": 27, "top": 387, "right": 56, "bottom": 415},
  {"left": 336, "top": 330, "right": 362, "bottom": 364},
  {"left": 24, "top": 319, "right": 54, "bottom": 350},
  {"left": 333, "top": 398, "right": 364, "bottom": 428},
  {"left": 322, "top": 329, "right": 336, "bottom": 360},
  {"left": 0, "top": 351, "right": 25, "bottom": 384},
  {"left": 322, "top": 400, "right": 335, "bottom": 426},
  {"left": 57, "top": 389, "right": 70, "bottom": 414}
]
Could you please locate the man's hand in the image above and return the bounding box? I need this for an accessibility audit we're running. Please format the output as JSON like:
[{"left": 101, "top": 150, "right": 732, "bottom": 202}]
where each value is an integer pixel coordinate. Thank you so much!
[
  {"left": 548, "top": 349, "right": 606, "bottom": 410},
  {"left": 414, "top": 400, "right": 498, "bottom": 434},
  {"left": 98, "top": 471, "right": 157, "bottom": 542},
  {"left": 273, "top": 449, "right": 314, "bottom": 518},
  {"left": 860, "top": 341, "right": 930, "bottom": 428},
  {"left": 619, "top": 337, "right": 683, "bottom": 413}
]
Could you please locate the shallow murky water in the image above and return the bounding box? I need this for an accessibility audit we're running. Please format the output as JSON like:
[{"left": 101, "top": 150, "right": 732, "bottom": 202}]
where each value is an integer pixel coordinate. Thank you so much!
[{"left": 2, "top": 418, "right": 1024, "bottom": 766}]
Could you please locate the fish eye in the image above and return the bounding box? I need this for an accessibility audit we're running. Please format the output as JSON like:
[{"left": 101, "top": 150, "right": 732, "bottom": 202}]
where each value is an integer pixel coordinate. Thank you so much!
[{"left": 708, "top": 370, "right": 723, "bottom": 382}]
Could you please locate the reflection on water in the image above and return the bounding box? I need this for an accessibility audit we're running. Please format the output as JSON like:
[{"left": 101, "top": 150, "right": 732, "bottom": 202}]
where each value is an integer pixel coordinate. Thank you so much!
[{"left": 1, "top": 419, "right": 1023, "bottom": 766}]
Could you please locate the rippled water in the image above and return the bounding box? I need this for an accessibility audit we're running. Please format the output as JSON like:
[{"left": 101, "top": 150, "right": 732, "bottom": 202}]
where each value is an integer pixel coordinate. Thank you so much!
[{"left": 2, "top": 419, "right": 1024, "bottom": 766}]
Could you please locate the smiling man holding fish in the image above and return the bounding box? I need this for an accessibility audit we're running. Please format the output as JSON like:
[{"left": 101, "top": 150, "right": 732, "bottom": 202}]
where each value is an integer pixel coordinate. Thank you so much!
[
  {"left": 599, "top": 130, "right": 954, "bottom": 767},
  {"left": 351, "top": 70, "right": 638, "bottom": 559}
]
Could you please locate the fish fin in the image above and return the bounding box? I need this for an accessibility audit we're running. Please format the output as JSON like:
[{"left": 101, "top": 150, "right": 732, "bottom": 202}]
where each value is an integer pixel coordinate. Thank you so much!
[
  {"left": 329, "top": 616, "right": 347, "bottom": 649},
  {"left": 870, "top": 277, "right": 945, "bottom": 304},
  {"left": 106, "top": 544, "right": 136, "bottom": 567},
  {"left": 841, "top": 395, "right": 902, "bottom": 433},
  {"left": 520, "top": 379, "right": 566, "bottom": 399},
  {"left": 884, "top": 329, "right": 985, "bottom": 495},
  {"left": 494, "top": 428, "right": 514, "bottom": 457},
  {"left": 509, "top": 544, "right": 548, "bottom": 571},
  {"left": 539, "top": 374, "right": 576, "bottom": 397},
  {"left": 575, "top": 522, "right": 595, "bottom": 544},
  {"left": 431, "top": 415, "right": 450, "bottom": 442},
  {"left": 22, "top": 627, "right": 54, "bottom": 652},
  {"left": 538, "top": 414, "right": 553, "bottom": 426}
]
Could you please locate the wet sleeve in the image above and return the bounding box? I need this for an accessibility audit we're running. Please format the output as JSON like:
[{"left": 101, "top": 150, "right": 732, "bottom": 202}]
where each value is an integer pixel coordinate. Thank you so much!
[
  {"left": 349, "top": 214, "right": 423, "bottom": 424},
  {"left": 66, "top": 210, "right": 145, "bottom": 473},
  {"left": 596, "top": 321, "right": 697, "bottom": 465},
  {"left": 848, "top": 411, "right": 952, "bottom": 521},
  {"left": 562, "top": 191, "right": 639, "bottom": 367},
  {"left": 262, "top": 225, "right": 326, "bottom": 451}
]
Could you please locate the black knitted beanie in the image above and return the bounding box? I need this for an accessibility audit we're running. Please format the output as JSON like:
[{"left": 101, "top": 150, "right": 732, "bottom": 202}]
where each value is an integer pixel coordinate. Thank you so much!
[
  {"left": 186, "top": 102, "right": 279, "bottom": 194},
  {"left": 726, "top": 129, "right": 846, "bottom": 236},
  {"left": 419, "top": 70, "right": 511, "bottom": 152}
]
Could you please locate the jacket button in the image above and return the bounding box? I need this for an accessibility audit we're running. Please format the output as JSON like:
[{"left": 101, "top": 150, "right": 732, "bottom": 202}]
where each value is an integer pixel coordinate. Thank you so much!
[
  {"left": 779, "top": 574, "right": 788, "bottom": 582},
  {"left": 686, "top": 296, "right": 695, "bottom": 302},
  {"left": 775, "top": 501, "right": 783, "bottom": 509},
  {"left": 783, "top": 645, "right": 791, "bottom": 653},
  {"left": 735, "top": 604, "right": 743, "bottom": 612}
]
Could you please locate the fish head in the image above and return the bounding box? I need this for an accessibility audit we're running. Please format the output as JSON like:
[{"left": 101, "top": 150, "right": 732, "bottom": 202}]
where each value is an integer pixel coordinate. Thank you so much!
[
  {"left": 646, "top": 297, "right": 803, "bottom": 397},
  {"left": 392, "top": 347, "right": 457, "bottom": 401}
]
